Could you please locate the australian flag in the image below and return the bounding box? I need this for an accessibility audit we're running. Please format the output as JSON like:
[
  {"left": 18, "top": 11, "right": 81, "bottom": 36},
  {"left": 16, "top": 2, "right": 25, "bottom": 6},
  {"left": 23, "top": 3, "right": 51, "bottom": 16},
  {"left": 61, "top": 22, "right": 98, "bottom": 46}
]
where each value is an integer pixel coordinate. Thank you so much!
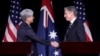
[{"left": 37, "top": 0, "right": 62, "bottom": 56}]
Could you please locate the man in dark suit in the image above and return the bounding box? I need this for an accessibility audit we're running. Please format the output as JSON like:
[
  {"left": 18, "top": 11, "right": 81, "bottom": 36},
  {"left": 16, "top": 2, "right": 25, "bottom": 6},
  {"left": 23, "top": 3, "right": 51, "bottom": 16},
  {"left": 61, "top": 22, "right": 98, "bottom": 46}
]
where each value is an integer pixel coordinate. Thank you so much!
[
  {"left": 64, "top": 6, "right": 86, "bottom": 42},
  {"left": 17, "top": 9, "right": 59, "bottom": 56}
]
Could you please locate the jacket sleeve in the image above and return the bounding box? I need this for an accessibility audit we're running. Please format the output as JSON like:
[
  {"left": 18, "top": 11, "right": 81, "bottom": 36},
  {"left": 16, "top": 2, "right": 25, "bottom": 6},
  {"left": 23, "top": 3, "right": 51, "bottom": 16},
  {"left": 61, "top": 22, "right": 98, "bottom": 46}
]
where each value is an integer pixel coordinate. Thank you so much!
[
  {"left": 26, "top": 28, "right": 51, "bottom": 46},
  {"left": 76, "top": 23, "right": 86, "bottom": 42}
]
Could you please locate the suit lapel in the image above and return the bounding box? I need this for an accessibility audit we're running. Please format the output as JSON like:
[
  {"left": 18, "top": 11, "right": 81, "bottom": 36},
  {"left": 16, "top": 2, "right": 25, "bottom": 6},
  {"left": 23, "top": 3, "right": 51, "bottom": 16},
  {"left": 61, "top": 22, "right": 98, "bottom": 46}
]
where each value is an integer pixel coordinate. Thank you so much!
[{"left": 66, "top": 19, "right": 78, "bottom": 34}]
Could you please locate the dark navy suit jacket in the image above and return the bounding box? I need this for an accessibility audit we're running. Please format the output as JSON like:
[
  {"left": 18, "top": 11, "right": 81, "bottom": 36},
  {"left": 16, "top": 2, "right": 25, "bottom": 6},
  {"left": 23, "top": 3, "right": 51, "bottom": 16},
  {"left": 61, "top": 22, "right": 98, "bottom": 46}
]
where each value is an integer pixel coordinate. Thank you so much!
[
  {"left": 17, "top": 21, "right": 50, "bottom": 56},
  {"left": 64, "top": 19, "right": 86, "bottom": 42}
]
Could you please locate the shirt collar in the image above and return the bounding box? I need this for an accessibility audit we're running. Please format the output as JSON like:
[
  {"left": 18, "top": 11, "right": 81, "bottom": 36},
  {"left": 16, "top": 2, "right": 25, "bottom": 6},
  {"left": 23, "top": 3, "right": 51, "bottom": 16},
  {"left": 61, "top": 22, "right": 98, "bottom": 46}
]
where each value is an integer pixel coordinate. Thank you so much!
[{"left": 70, "top": 17, "right": 77, "bottom": 25}]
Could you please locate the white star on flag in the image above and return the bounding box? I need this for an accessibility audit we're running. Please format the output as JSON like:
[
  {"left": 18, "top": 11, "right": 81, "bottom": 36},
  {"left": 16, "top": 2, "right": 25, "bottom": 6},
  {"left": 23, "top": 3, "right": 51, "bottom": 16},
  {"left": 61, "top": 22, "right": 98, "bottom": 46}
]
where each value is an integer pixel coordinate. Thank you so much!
[
  {"left": 53, "top": 50, "right": 59, "bottom": 56},
  {"left": 48, "top": 30, "right": 57, "bottom": 39},
  {"left": 39, "top": 54, "right": 43, "bottom": 56}
]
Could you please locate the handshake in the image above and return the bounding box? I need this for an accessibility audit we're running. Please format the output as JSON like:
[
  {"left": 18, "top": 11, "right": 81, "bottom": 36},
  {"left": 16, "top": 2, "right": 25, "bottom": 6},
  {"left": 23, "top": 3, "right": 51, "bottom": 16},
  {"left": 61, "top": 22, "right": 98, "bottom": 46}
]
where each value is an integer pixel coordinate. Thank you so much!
[{"left": 50, "top": 41, "right": 59, "bottom": 48}]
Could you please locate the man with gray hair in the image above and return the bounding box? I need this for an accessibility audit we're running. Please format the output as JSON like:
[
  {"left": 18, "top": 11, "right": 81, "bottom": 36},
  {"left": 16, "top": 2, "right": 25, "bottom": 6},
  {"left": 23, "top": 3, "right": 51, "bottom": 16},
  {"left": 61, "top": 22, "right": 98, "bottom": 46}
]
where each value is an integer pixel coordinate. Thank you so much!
[
  {"left": 17, "top": 9, "right": 59, "bottom": 56},
  {"left": 64, "top": 6, "right": 86, "bottom": 42}
]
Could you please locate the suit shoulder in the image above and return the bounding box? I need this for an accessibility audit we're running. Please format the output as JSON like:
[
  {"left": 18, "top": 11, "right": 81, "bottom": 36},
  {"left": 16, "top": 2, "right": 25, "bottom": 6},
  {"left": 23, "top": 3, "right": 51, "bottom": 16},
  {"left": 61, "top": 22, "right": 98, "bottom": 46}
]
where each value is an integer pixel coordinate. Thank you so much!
[
  {"left": 74, "top": 20, "right": 84, "bottom": 29},
  {"left": 75, "top": 20, "right": 83, "bottom": 25},
  {"left": 19, "top": 22, "right": 31, "bottom": 29}
]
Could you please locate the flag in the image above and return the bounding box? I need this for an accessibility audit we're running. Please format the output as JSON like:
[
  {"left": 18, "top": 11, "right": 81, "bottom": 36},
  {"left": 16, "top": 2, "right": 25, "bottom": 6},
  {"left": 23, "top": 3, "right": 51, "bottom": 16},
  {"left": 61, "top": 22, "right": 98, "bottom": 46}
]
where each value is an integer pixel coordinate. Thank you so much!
[
  {"left": 37, "top": 0, "right": 62, "bottom": 56},
  {"left": 2, "top": 0, "right": 21, "bottom": 42},
  {"left": 73, "top": 0, "right": 93, "bottom": 42}
]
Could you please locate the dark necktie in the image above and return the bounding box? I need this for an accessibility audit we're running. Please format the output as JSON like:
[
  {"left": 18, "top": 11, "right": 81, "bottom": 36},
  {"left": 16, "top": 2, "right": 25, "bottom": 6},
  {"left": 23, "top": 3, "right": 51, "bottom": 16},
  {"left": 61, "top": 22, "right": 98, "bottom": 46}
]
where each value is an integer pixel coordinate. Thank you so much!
[
  {"left": 67, "top": 23, "right": 72, "bottom": 33},
  {"left": 64, "top": 23, "right": 72, "bottom": 42}
]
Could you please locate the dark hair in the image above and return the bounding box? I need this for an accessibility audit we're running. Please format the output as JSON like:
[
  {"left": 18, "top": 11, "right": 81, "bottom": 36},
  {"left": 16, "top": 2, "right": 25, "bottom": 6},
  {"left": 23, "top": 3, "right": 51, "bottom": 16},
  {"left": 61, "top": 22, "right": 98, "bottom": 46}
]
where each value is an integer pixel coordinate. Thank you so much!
[{"left": 64, "top": 6, "right": 77, "bottom": 16}]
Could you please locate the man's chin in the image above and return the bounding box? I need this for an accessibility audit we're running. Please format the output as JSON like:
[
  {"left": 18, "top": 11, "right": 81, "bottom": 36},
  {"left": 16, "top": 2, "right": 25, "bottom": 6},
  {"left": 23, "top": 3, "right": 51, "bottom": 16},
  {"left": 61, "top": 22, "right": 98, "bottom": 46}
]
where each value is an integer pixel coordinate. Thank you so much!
[{"left": 31, "top": 21, "right": 33, "bottom": 23}]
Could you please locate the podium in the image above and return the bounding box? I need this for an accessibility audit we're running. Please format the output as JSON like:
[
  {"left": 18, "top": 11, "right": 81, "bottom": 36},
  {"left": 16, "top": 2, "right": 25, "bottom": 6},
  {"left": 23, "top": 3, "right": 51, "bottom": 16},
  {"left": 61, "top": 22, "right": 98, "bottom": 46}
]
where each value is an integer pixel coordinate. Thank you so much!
[
  {"left": 0, "top": 42, "right": 31, "bottom": 56},
  {"left": 60, "top": 42, "right": 100, "bottom": 56}
]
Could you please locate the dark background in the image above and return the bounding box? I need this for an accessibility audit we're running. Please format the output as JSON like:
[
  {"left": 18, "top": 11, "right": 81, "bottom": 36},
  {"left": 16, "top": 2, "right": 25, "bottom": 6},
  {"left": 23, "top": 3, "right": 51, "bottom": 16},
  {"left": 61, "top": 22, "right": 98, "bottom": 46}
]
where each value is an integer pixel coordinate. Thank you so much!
[
  {"left": 0, "top": 0, "right": 100, "bottom": 42},
  {"left": 0, "top": 0, "right": 100, "bottom": 56}
]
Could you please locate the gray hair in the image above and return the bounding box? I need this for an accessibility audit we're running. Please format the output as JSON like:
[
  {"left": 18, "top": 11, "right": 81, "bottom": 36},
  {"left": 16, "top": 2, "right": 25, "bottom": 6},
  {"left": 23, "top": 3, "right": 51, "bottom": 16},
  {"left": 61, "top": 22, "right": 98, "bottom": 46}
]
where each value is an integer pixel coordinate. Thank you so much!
[
  {"left": 20, "top": 9, "right": 34, "bottom": 21},
  {"left": 64, "top": 6, "right": 77, "bottom": 16}
]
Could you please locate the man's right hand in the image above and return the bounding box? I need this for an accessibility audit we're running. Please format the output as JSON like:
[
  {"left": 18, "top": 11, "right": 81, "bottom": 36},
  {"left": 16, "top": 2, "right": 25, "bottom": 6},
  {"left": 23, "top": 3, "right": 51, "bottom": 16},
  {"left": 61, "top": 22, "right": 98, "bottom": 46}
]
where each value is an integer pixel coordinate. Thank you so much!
[{"left": 51, "top": 41, "right": 59, "bottom": 48}]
